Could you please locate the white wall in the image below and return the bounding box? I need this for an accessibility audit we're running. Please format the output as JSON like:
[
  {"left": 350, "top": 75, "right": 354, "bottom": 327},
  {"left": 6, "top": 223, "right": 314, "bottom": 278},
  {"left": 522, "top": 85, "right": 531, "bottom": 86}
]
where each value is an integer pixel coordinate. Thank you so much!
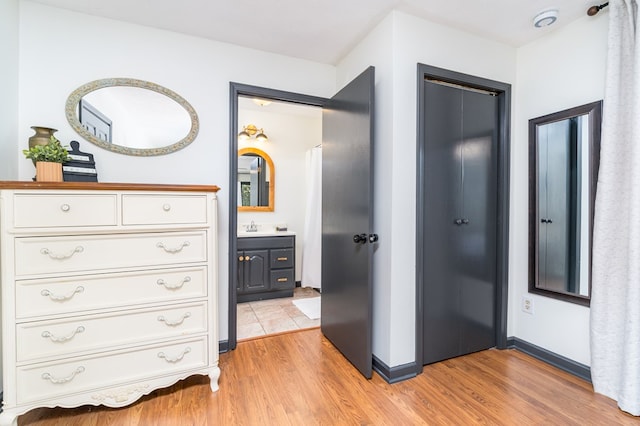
[
  {"left": 512, "top": 14, "right": 608, "bottom": 366},
  {"left": 237, "top": 105, "right": 322, "bottom": 282},
  {"left": 18, "top": 1, "right": 336, "bottom": 342},
  {"left": 335, "top": 13, "right": 396, "bottom": 365},
  {"left": 15, "top": 0, "right": 608, "bottom": 369},
  {"left": 337, "top": 11, "right": 517, "bottom": 367},
  {"left": 0, "top": 0, "right": 19, "bottom": 180}
]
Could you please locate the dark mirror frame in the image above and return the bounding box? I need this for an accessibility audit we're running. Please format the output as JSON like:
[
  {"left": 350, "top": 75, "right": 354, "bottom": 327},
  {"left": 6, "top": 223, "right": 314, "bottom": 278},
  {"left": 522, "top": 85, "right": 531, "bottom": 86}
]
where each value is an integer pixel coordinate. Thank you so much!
[{"left": 528, "top": 100, "right": 602, "bottom": 306}]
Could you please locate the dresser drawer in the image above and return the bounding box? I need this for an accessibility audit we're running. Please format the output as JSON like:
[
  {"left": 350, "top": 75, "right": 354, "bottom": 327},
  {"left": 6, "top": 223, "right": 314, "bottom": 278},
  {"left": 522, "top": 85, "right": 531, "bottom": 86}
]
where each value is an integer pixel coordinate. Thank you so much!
[
  {"left": 270, "top": 248, "right": 294, "bottom": 269},
  {"left": 16, "top": 266, "right": 208, "bottom": 319},
  {"left": 13, "top": 194, "right": 117, "bottom": 228},
  {"left": 270, "top": 269, "right": 294, "bottom": 290},
  {"left": 122, "top": 194, "right": 207, "bottom": 225},
  {"left": 14, "top": 231, "right": 207, "bottom": 276},
  {"left": 17, "top": 302, "right": 208, "bottom": 363},
  {"left": 16, "top": 337, "right": 208, "bottom": 404}
]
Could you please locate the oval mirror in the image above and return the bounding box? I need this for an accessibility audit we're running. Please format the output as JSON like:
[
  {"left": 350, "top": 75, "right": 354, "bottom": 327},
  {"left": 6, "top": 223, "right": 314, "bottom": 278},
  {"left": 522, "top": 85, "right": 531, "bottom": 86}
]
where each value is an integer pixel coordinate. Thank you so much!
[
  {"left": 65, "top": 78, "right": 199, "bottom": 156},
  {"left": 238, "top": 147, "right": 274, "bottom": 212}
]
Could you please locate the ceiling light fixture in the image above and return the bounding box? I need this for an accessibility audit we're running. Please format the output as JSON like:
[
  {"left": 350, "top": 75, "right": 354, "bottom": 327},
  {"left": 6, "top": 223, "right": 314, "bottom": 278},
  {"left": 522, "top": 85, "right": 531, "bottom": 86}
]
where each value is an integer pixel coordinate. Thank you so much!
[
  {"left": 533, "top": 9, "right": 559, "bottom": 28},
  {"left": 252, "top": 98, "right": 272, "bottom": 107},
  {"left": 238, "top": 124, "right": 268, "bottom": 142}
]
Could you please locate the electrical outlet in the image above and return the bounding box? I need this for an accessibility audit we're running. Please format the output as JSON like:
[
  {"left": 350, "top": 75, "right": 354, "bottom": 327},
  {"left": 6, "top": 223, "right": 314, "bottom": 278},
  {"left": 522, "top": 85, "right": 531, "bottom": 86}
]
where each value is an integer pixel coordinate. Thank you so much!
[{"left": 522, "top": 296, "right": 534, "bottom": 314}]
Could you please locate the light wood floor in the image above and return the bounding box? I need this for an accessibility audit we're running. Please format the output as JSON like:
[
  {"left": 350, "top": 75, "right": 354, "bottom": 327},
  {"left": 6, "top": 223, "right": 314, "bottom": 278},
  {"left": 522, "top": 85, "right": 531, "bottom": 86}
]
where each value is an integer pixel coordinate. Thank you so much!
[{"left": 19, "top": 328, "right": 637, "bottom": 425}]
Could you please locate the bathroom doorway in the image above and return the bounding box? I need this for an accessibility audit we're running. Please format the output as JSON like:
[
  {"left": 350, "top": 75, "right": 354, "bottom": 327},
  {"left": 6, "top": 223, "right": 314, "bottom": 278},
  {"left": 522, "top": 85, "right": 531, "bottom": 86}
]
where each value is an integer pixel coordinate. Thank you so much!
[
  {"left": 235, "top": 96, "right": 323, "bottom": 341},
  {"left": 229, "top": 68, "right": 376, "bottom": 380}
]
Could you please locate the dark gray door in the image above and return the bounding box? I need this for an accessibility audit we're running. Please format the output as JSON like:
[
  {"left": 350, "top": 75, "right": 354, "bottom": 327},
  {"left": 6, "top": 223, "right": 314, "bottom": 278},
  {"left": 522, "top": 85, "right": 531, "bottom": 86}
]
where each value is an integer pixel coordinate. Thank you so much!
[
  {"left": 538, "top": 120, "right": 571, "bottom": 293},
  {"left": 422, "top": 80, "right": 498, "bottom": 365},
  {"left": 321, "top": 67, "right": 375, "bottom": 379}
]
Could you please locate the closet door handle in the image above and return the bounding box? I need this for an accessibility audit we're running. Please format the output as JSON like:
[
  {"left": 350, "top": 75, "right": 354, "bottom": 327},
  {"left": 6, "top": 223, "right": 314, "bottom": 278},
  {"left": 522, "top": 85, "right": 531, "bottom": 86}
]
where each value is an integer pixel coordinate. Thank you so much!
[
  {"left": 353, "top": 234, "right": 368, "bottom": 244},
  {"left": 462, "top": 219, "right": 469, "bottom": 225},
  {"left": 454, "top": 219, "right": 463, "bottom": 225},
  {"left": 369, "top": 234, "right": 379, "bottom": 243}
]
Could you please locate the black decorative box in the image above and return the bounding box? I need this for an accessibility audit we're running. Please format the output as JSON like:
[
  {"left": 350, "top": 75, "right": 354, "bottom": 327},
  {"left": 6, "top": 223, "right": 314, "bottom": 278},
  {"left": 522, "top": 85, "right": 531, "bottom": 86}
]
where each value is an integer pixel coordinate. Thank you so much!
[{"left": 63, "top": 141, "right": 98, "bottom": 182}]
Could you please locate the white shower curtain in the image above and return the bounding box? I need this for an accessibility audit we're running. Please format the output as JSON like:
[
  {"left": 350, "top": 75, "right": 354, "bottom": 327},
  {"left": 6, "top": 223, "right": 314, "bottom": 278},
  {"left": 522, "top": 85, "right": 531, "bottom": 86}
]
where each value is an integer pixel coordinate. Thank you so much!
[
  {"left": 591, "top": 0, "right": 640, "bottom": 416},
  {"left": 302, "top": 146, "right": 322, "bottom": 289}
]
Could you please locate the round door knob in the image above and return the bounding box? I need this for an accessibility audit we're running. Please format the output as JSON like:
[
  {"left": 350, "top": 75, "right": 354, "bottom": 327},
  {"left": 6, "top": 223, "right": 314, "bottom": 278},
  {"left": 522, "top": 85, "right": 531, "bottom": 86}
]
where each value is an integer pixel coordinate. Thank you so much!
[
  {"left": 245, "top": 256, "right": 250, "bottom": 261},
  {"left": 60, "top": 204, "right": 71, "bottom": 212},
  {"left": 238, "top": 256, "right": 244, "bottom": 262},
  {"left": 369, "top": 234, "right": 379, "bottom": 243},
  {"left": 163, "top": 204, "right": 171, "bottom": 212}
]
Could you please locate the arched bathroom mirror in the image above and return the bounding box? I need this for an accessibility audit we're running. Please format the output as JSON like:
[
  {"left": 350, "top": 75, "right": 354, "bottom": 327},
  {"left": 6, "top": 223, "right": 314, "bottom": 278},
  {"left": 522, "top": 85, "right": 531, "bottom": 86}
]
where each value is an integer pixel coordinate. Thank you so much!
[
  {"left": 65, "top": 78, "right": 199, "bottom": 156},
  {"left": 238, "top": 147, "right": 274, "bottom": 212},
  {"left": 528, "top": 100, "right": 602, "bottom": 306}
]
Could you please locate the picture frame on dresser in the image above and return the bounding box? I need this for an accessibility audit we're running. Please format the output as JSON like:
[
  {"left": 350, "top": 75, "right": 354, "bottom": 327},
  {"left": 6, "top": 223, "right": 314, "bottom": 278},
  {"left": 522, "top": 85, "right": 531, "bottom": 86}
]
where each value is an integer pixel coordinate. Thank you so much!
[{"left": 0, "top": 181, "right": 220, "bottom": 426}]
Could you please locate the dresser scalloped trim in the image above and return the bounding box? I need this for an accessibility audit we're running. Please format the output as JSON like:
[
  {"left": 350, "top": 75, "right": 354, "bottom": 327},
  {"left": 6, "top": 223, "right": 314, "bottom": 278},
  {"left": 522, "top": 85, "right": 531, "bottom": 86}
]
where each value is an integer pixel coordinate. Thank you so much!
[{"left": 91, "top": 384, "right": 150, "bottom": 404}]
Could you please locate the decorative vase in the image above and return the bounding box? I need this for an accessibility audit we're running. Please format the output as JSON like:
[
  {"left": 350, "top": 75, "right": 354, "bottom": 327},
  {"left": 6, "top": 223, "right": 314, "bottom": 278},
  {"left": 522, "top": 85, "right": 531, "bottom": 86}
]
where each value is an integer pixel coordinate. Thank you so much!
[
  {"left": 29, "top": 126, "right": 58, "bottom": 149},
  {"left": 35, "top": 161, "right": 63, "bottom": 182}
]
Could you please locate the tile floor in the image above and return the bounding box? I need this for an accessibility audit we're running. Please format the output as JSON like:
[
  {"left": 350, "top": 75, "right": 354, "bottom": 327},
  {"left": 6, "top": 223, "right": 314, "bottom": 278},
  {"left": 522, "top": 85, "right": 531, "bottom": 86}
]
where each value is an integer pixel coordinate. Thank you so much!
[{"left": 237, "top": 287, "right": 320, "bottom": 340}]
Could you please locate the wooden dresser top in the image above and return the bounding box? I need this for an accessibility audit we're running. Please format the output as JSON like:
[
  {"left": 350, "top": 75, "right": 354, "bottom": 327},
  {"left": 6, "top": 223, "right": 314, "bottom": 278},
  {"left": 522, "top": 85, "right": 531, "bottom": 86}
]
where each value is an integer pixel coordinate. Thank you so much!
[{"left": 0, "top": 181, "right": 220, "bottom": 192}]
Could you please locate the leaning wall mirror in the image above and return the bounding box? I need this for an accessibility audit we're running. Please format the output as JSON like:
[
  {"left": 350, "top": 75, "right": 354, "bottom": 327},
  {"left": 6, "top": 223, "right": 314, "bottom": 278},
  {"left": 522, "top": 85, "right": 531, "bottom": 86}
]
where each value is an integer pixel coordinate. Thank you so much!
[
  {"left": 528, "top": 100, "right": 602, "bottom": 306},
  {"left": 237, "top": 147, "right": 275, "bottom": 212},
  {"left": 65, "top": 78, "right": 199, "bottom": 156}
]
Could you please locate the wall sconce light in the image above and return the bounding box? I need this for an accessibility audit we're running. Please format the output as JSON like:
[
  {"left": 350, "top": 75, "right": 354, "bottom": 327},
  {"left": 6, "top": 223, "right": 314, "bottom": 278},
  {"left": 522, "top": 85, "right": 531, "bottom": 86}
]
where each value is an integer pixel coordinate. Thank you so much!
[{"left": 238, "top": 124, "right": 268, "bottom": 142}]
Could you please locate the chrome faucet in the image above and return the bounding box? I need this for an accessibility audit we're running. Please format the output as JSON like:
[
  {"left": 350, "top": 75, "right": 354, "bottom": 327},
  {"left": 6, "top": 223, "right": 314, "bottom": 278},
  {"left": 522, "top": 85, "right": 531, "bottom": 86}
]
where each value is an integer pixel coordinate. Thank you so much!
[{"left": 246, "top": 220, "right": 258, "bottom": 232}]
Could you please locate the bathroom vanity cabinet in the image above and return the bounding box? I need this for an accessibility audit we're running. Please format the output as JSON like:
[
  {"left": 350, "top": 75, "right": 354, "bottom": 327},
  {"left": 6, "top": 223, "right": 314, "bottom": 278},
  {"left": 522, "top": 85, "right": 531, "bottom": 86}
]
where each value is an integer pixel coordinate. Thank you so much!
[
  {"left": 237, "top": 235, "right": 295, "bottom": 302},
  {"left": 0, "top": 181, "right": 220, "bottom": 426}
]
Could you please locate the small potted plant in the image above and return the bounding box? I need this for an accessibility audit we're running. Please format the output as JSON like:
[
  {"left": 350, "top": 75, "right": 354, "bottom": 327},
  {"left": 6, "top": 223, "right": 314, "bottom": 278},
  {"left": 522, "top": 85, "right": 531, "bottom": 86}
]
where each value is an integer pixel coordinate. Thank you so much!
[{"left": 23, "top": 136, "right": 70, "bottom": 182}]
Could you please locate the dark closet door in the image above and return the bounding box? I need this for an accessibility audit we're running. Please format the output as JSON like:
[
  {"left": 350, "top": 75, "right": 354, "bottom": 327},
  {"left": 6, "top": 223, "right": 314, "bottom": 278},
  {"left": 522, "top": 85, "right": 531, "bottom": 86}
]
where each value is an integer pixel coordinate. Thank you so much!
[
  {"left": 538, "top": 120, "right": 572, "bottom": 293},
  {"left": 422, "top": 80, "right": 498, "bottom": 365}
]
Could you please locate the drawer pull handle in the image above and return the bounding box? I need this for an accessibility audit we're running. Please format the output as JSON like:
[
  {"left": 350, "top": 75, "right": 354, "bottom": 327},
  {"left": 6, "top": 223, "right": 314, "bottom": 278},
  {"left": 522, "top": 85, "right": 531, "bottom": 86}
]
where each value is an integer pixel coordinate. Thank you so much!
[
  {"left": 60, "top": 203, "right": 71, "bottom": 212},
  {"left": 40, "top": 246, "right": 84, "bottom": 260},
  {"left": 157, "top": 276, "right": 191, "bottom": 290},
  {"left": 42, "top": 326, "right": 85, "bottom": 343},
  {"left": 158, "top": 312, "right": 191, "bottom": 327},
  {"left": 277, "top": 257, "right": 288, "bottom": 261},
  {"left": 162, "top": 203, "right": 171, "bottom": 212},
  {"left": 156, "top": 241, "right": 190, "bottom": 254},
  {"left": 277, "top": 278, "right": 288, "bottom": 282},
  {"left": 42, "top": 366, "right": 85, "bottom": 384},
  {"left": 41, "top": 286, "right": 85, "bottom": 301},
  {"left": 157, "top": 347, "right": 191, "bottom": 363}
]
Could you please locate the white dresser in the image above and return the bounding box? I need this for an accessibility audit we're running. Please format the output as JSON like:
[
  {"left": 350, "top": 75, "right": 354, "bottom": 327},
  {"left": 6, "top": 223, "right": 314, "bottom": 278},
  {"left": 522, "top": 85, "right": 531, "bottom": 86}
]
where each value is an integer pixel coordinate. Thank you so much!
[{"left": 0, "top": 182, "right": 220, "bottom": 426}]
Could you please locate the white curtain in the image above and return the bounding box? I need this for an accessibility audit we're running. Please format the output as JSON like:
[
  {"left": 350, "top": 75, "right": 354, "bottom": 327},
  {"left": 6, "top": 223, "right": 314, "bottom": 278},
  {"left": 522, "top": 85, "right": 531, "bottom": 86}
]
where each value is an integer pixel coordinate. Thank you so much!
[
  {"left": 591, "top": 0, "right": 640, "bottom": 416},
  {"left": 302, "top": 146, "right": 322, "bottom": 289}
]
